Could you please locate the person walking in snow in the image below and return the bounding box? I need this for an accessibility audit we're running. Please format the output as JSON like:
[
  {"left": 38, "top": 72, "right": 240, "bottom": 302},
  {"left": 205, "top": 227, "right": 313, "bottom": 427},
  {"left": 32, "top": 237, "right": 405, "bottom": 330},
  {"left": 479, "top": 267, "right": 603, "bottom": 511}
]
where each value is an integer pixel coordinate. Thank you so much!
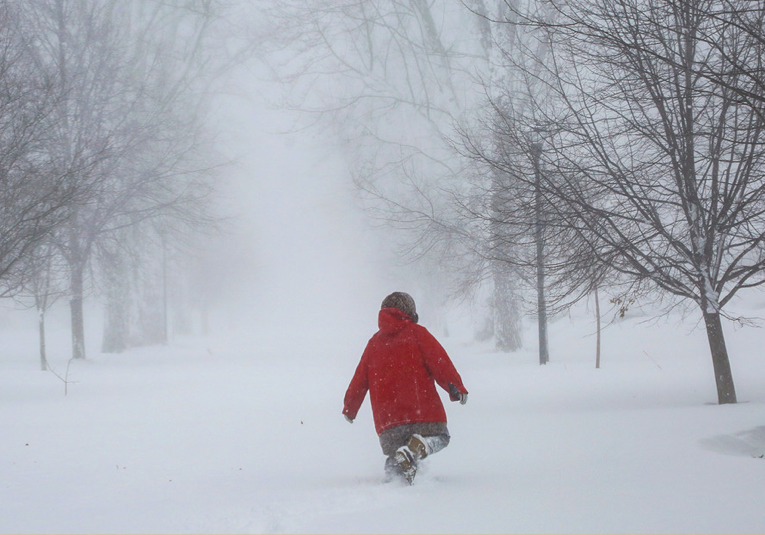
[{"left": 342, "top": 292, "right": 468, "bottom": 484}]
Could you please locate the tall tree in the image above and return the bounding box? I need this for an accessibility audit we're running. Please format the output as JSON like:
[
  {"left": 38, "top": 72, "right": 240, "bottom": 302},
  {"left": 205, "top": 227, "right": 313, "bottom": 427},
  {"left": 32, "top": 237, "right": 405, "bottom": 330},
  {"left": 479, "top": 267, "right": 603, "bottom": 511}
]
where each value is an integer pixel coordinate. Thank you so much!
[
  {"left": 262, "top": 0, "right": 534, "bottom": 347},
  {"left": 455, "top": 0, "right": 561, "bottom": 356},
  {"left": 0, "top": 2, "right": 78, "bottom": 298},
  {"left": 20, "top": 240, "right": 68, "bottom": 370},
  {"left": 484, "top": 0, "right": 765, "bottom": 403},
  {"left": 23, "top": 0, "right": 220, "bottom": 359}
]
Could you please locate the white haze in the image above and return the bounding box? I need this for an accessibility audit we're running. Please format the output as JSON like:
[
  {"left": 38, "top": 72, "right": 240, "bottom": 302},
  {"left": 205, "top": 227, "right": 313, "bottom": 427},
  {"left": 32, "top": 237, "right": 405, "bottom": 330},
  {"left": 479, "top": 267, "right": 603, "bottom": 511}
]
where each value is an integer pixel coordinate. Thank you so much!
[
  {"left": 2, "top": 15, "right": 765, "bottom": 535},
  {"left": 204, "top": 82, "right": 401, "bottom": 356}
]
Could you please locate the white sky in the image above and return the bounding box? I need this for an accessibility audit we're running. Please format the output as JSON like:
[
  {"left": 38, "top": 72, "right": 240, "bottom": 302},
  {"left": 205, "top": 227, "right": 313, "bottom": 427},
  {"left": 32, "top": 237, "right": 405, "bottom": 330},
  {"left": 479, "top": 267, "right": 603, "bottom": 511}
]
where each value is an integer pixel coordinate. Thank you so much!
[{"left": 205, "top": 79, "right": 400, "bottom": 354}]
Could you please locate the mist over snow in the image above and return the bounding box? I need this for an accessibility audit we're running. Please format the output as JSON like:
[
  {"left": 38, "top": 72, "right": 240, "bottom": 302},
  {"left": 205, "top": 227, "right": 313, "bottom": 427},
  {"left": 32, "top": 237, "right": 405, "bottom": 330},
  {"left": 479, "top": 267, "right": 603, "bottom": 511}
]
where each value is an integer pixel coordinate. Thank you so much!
[
  {"left": 204, "top": 85, "right": 397, "bottom": 356},
  {"left": 2, "top": 1, "right": 765, "bottom": 534}
]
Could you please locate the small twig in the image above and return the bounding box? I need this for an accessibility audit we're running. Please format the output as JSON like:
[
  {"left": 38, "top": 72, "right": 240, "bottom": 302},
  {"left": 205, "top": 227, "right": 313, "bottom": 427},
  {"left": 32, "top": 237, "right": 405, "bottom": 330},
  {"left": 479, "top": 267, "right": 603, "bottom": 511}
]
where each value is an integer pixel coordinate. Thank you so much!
[
  {"left": 643, "top": 351, "right": 663, "bottom": 370},
  {"left": 46, "top": 358, "right": 78, "bottom": 396}
]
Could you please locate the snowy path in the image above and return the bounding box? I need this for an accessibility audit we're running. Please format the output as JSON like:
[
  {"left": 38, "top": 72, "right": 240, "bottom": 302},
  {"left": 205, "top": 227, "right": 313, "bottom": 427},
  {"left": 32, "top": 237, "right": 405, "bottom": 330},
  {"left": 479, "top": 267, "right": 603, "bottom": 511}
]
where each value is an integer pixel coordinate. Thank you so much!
[{"left": 2, "top": 315, "right": 765, "bottom": 534}]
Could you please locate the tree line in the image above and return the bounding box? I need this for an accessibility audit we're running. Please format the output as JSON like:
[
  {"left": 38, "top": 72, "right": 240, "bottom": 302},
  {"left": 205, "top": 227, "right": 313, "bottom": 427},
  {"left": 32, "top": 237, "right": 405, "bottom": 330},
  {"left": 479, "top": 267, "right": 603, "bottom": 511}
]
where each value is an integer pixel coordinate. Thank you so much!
[
  {"left": 0, "top": 0, "right": 227, "bottom": 367},
  {"left": 261, "top": 0, "right": 765, "bottom": 405}
]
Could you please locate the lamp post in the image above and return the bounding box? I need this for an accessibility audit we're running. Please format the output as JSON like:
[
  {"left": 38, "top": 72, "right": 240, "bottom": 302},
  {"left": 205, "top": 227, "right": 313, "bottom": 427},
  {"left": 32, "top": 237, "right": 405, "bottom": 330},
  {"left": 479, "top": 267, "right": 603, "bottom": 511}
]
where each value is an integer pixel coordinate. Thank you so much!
[{"left": 531, "top": 139, "right": 549, "bottom": 365}]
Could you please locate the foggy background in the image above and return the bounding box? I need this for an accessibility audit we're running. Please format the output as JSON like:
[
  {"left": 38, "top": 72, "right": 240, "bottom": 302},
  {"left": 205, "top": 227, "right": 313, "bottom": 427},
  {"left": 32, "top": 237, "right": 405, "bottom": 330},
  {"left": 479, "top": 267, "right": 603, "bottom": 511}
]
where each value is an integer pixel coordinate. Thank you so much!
[
  {"left": 203, "top": 88, "right": 397, "bottom": 353},
  {"left": 0, "top": 0, "right": 765, "bottom": 403},
  {"left": 3, "top": 2, "right": 765, "bottom": 533},
  {"left": 2, "top": 0, "right": 765, "bottom": 399}
]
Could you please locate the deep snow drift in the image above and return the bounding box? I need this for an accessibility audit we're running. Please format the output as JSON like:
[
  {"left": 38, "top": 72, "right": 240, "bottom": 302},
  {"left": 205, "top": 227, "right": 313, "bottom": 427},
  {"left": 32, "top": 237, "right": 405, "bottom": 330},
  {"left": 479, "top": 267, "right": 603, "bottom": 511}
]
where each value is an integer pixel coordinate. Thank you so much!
[{"left": 2, "top": 299, "right": 765, "bottom": 534}]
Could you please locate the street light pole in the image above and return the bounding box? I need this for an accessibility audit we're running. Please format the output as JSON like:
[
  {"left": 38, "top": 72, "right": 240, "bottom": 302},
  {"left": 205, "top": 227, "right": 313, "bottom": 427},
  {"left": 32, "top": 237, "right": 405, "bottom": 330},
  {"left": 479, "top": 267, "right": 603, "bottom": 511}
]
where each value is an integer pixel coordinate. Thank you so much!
[{"left": 532, "top": 140, "right": 549, "bottom": 365}]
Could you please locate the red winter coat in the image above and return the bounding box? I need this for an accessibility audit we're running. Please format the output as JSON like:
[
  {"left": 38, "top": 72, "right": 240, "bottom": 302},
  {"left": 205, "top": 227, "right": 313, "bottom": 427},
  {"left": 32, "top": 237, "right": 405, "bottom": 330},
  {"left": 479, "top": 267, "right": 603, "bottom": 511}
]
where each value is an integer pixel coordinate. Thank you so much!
[{"left": 343, "top": 307, "right": 468, "bottom": 434}]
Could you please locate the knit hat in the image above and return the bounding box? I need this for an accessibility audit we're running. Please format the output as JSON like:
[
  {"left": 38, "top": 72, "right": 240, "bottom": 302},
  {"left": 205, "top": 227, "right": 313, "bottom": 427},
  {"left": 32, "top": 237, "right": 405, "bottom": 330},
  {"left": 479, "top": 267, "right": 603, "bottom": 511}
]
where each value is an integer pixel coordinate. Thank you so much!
[{"left": 381, "top": 292, "right": 418, "bottom": 324}]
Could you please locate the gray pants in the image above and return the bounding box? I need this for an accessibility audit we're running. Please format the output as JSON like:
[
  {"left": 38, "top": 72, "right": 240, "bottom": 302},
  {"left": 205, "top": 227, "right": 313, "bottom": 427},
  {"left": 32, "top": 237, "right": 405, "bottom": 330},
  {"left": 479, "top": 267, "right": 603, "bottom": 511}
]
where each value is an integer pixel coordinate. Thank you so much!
[
  {"left": 378, "top": 422, "right": 451, "bottom": 456},
  {"left": 379, "top": 422, "right": 450, "bottom": 476}
]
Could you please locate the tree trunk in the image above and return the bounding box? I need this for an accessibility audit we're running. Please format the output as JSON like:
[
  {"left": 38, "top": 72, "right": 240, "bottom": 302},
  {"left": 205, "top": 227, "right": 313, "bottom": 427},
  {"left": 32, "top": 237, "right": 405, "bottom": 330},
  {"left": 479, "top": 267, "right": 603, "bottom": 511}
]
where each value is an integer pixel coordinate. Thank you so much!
[
  {"left": 70, "top": 264, "right": 86, "bottom": 360},
  {"left": 491, "top": 168, "right": 523, "bottom": 352},
  {"left": 702, "top": 310, "right": 737, "bottom": 404},
  {"left": 102, "top": 292, "right": 128, "bottom": 353},
  {"left": 594, "top": 285, "right": 601, "bottom": 369},
  {"left": 161, "top": 240, "right": 168, "bottom": 344},
  {"left": 101, "top": 247, "right": 134, "bottom": 353},
  {"left": 38, "top": 308, "right": 47, "bottom": 371},
  {"left": 493, "top": 266, "right": 523, "bottom": 351}
]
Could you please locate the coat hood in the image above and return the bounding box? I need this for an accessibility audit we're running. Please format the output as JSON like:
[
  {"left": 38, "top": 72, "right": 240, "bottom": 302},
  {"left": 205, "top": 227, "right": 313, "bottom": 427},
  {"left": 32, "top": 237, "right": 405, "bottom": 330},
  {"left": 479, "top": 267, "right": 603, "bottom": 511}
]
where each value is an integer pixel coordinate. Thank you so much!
[
  {"left": 380, "top": 292, "right": 418, "bottom": 324},
  {"left": 378, "top": 307, "right": 414, "bottom": 335}
]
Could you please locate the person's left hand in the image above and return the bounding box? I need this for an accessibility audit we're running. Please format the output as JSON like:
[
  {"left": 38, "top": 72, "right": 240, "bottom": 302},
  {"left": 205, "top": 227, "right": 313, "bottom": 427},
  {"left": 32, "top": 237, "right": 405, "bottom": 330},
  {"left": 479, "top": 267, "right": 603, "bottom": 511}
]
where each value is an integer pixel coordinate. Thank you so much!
[
  {"left": 344, "top": 414, "right": 354, "bottom": 424},
  {"left": 449, "top": 383, "right": 468, "bottom": 404}
]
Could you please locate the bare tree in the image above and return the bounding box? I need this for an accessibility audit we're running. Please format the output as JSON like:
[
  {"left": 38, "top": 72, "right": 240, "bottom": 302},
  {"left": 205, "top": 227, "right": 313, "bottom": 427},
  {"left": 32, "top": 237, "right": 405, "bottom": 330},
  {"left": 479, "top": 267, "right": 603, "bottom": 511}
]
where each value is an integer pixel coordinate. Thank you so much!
[
  {"left": 99, "top": 226, "right": 166, "bottom": 352},
  {"left": 448, "top": 0, "right": 572, "bottom": 359},
  {"left": 482, "top": 0, "right": 765, "bottom": 403},
  {"left": 19, "top": 240, "right": 69, "bottom": 370},
  {"left": 260, "top": 0, "right": 542, "bottom": 347},
  {"left": 458, "top": 106, "right": 615, "bottom": 359},
  {"left": 21, "top": 0, "right": 221, "bottom": 359},
  {"left": 0, "top": 3, "right": 81, "bottom": 299}
]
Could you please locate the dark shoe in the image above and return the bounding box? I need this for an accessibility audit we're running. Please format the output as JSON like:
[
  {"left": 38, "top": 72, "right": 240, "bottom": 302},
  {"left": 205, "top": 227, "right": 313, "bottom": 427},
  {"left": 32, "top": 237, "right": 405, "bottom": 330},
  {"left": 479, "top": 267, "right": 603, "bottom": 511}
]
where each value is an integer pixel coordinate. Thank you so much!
[
  {"left": 407, "top": 434, "right": 429, "bottom": 459},
  {"left": 394, "top": 446, "right": 417, "bottom": 484},
  {"left": 384, "top": 455, "right": 405, "bottom": 482}
]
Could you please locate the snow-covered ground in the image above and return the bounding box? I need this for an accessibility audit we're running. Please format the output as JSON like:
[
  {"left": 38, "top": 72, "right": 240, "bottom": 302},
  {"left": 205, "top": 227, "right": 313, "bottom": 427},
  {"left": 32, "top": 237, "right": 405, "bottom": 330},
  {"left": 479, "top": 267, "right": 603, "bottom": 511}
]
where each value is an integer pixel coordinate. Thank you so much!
[{"left": 2, "top": 299, "right": 764, "bottom": 534}]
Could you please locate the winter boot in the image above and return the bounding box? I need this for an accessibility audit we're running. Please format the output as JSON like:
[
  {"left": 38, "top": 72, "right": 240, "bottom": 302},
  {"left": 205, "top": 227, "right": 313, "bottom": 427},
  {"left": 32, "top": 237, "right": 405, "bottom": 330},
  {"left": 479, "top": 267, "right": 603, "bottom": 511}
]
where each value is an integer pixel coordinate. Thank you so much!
[
  {"left": 394, "top": 435, "right": 429, "bottom": 485},
  {"left": 407, "top": 434, "right": 430, "bottom": 459},
  {"left": 384, "top": 455, "right": 405, "bottom": 482},
  {"left": 394, "top": 446, "right": 416, "bottom": 484}
]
